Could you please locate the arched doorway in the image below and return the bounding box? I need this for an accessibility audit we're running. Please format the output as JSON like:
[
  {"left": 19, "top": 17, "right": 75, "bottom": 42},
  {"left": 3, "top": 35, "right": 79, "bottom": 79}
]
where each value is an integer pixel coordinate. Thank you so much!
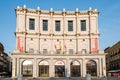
[
  {"left": 70, "top": 60, "right": 81, "bottom": 77},
  {"left": 39, "top": 60, "right": 49, "bottom": 77},
  {"left": 86, "top": 60, "right": 97, "bottom": 76},
  {"left": 55, "top": 61, "right": 65, "bottom": 77},
  {"left": 22, "top": 60, "right": 33, "bottom": 77}
]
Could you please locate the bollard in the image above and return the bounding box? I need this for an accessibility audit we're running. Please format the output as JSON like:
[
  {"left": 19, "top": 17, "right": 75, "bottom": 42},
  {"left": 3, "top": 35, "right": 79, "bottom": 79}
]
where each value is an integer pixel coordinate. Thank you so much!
[
  {"left": 17, "top": 74, "right": 23, "bottom": 80},
  {"left": 86, "top": 74, "right": 91, "bottom": 80}
]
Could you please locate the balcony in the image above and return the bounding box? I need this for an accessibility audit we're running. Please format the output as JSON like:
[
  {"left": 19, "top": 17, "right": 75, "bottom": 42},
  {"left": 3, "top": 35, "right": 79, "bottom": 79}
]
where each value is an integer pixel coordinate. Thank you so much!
[{"left": 12, "top": 49, "right": 105, "bottom": 56}]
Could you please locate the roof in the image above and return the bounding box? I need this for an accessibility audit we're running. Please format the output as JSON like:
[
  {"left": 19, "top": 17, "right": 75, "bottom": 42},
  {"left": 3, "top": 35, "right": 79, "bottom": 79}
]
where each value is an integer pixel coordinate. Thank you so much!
[{"left": 0, "top": 42, "right": 4, "bottom": 49}]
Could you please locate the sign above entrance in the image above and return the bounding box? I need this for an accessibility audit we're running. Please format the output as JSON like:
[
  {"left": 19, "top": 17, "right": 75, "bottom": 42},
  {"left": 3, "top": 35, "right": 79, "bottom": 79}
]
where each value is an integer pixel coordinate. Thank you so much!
[
  {"left": 39, "top": 61, "right": 49, "bottom": 65},
  {"left": 71, "top": 61, "right": 80, "bottom": 65},
  {"left": 55, "top": 61, "right": 64, "bottom": 65}
]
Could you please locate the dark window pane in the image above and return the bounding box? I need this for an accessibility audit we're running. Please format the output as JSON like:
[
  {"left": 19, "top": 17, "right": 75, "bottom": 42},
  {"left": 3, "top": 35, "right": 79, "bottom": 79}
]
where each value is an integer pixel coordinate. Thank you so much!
[
  {"left": 56, "top": 49, "right": 60, "bottom": 54},
  {"left": 43, "top": 49, "right": 48, "bottom": 54},
  {"left": 69, "top": 49, "right": 73, "bottom": 54},
  {"left": 29, "top": 48, "right": 34, "bottom": 53},
  {"left": 81, "top": 20, "right": 86, "bottom": 31},
  {"left": 29, "top": 19, "right": 35, "bottom": 30},
  {"left": 43, "top": 20, "right": 48, "bottom": 31},
  {"left": 55, "top": 21, "right": 60, "bottom": 31},
  {"left": 68, "top": 21, "right": 73, "bottom": 31}
]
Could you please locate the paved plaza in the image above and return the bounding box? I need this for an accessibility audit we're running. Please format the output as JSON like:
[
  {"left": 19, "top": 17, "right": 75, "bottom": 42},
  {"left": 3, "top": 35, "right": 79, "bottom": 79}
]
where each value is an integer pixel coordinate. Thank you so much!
[{"left": 0, "top": 77, "right": 120, "bottom": 80}]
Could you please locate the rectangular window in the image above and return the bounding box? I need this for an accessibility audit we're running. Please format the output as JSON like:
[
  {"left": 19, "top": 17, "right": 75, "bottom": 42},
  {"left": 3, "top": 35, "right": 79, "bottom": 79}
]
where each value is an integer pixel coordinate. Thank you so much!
[
  {"left": 69, "top": 49, "right": 73, "bottom": 54},
  {"left": 56, "top": 49, "right": 60, "bottom": 54},
  {"left": 81, "top": 49, "right": 87, "bottom": 54},
  {"left": 81, "top": 20, "right": 86, "bottom": 31},
  {"left": 29, "top": 19, "right": 35, "bottom": 30},
  {"left": 43, "top": 20, "right": 48, "bottom": 31},
  {"left": 68, "top": 20, "right": 73, "bottom": 31},
  {"left": 43, "top": 49, "right": 48, "bottom": 54},
  {"left": 29, "top": 48, "right": 34, "bottom": 53},
  {"left": 55, "top": 20, "right": 60, "bottom": 31}
]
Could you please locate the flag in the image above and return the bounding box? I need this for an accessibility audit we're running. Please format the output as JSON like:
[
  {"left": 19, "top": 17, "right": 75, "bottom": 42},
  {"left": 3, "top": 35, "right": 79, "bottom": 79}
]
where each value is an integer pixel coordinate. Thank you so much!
[
  {"left": 64, "top": 44, "right": 66, "bottom": 50},
  {"left": 54, "top": 44, "right": 56, "bottom": 49},
  {"left": 59, "top": 41, "right": 62, "bottom": 51}
]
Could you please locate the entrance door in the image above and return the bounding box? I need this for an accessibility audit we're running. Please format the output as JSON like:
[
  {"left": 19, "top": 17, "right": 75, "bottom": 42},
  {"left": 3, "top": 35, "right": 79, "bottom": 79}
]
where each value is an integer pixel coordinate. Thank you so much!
[
  {"left": 22, "top": 60, "right": 33, "bottom": 77},
  {"left": 70, "top": 61, "right": 80, "bottom": 77},
  {"left": 86, "top": 60, "right": 97, "bottom": 76},
  {"left": 55, "top": 61, "right": 65, "bottom": 77},
  {"left": 39, "top": 61, "right": 49, "bottom": 77}
]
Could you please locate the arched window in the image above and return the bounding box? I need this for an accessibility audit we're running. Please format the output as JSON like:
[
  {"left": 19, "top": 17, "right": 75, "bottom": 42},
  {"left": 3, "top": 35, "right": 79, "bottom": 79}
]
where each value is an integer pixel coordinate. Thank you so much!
[
  {"left": 39, "top": 60, "right": 49, "bottom": 77},
  {"left": 86, "top": 60, "right": 97, "bottom": 76},
  {"left": 22, "top": 60, "right": 33, "bottom": 77},
  {"left": 55, "top": 61, "right": 65, "bottom": 77},
  {"left": 70, "top": 61, "right": 81, "bottom": 77}
]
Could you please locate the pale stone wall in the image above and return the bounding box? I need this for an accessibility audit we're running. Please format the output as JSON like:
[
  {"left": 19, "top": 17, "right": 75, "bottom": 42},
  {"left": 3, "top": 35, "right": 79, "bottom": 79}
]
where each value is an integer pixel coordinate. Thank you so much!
[
  {"left": 15, "top": 6, "right": 99, "bottom": 53},
  {"left": 12, "top": 6, "right": 106, "bottom": 78}
]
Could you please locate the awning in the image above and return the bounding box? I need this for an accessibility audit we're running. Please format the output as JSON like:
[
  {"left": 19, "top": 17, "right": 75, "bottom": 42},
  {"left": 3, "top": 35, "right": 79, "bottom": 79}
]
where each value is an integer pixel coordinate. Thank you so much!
[{"left": 108, "top": 70, "right": 120, "bottom": 73}]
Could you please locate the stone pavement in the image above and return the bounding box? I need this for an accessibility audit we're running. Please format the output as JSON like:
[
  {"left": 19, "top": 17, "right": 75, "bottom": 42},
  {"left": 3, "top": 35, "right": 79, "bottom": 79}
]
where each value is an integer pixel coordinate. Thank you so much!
[{"left": 0, "top": 77, "right": 120, "bottom": 80}]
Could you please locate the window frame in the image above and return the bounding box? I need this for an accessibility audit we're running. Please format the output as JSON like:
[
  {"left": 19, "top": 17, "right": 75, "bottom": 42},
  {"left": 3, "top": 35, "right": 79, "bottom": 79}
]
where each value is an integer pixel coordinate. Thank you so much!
[
  {"left": 43, "top": 20, "right": 48, "bottom": 31},
  {"left": 55, "top": 20, "right": 61, "bottom": 31},
  {"left": 56, "top": 49, "right": 60, "bottom": 54},
  {"left": 29, "top": 48, "right": 34, "bottom": 53},
  {"left": 68, "top": 20, "right": 73, "bottom": 31},
  {"left": 81, "top": 20, "right": 86, "bottom": 31},
  {"left": 43, "top": 49, "right": 48, "bottom": 54},
  {"left": 69, "top": 49, "right": 73, "bottom": 54},
  {"left": 29, "top": 18, "right": 35, "bottom": 30}
]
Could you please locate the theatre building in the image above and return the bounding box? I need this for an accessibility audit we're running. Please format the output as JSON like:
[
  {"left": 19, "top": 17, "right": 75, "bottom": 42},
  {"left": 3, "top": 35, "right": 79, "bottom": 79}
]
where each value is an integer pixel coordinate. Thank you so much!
[{"left": 12, "top": 5, "right": 106, "bottom": 78}]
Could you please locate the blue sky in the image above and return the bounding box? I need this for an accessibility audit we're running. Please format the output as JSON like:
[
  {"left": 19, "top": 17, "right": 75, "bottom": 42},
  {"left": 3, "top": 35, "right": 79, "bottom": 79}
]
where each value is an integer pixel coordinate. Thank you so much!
[{"left": 0, "top": 0, "right": 120, "bottom": 55}]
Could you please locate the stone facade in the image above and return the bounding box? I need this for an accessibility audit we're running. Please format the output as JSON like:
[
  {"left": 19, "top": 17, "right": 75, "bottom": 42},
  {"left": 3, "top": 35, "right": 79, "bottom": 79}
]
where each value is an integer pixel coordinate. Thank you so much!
[
  {"left": 12, "top": 5, "right": 106, "bottom": 78},
  {"left": 105, "top": 41, "right": 120, "bottom": 76},
  {"left": 0, "top": 42, "right": 11, "bottom": 76}
]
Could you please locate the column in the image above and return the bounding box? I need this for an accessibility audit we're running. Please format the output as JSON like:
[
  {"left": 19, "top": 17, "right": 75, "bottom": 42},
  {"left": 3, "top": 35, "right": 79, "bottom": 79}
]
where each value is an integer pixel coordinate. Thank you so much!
[
  {"left": 12, "top": 57, "right": 16, "bottom": 78},
  {"left": 33, "top": 58, "right": 37, "bottom": 78},
  {"left": 102, "top": 58, "right": 106, "bottom": 77},
  {"left": 66, "top": 58, "right": 70, "bottom": 77},
  {"left": 89, "top": 13, "right": 92, "bottom": 53},
  {"left": 49, "top": 58, "right": 54, "bottom": 77},
  {"left": 19, "top": 59, "right": 22, "bottom": 75},
  {"left": 96, "top": 59, "right": 99, "bottom": 77},
  {"left": 16, "top": 58, "right": 20, "bottom": 76},
  {"left": 24, "top": 9, "right": 26, "bottom": 52},
  {"left": 80, "top": 60, "right": 83, "bottom": 77},
  {"left": 50, "top": 35, "right": 53, "bottom": 54},
  {"left": 99, "top": 58, "right": 102, "bottom": 77},
  {"left": 82, "top": 58, "right": 86, "bottom": 77},
  {"left": 36, "top": 60, "right": 39, "bottom": 77},
  {"left": 76, "top": 9, "right": 78, "bottom": 54}
]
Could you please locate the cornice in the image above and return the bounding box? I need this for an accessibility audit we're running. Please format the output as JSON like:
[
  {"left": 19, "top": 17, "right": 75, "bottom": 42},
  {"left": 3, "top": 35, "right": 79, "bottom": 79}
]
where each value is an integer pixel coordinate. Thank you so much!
[{"left": 15, "top": 6, "right": 99, "bottom": 16}]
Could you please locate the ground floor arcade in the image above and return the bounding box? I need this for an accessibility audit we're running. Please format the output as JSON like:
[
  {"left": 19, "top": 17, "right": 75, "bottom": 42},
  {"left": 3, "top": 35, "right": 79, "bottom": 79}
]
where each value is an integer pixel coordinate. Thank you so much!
[{"left": 12, "top": 53, "right": 106, "bottom": 78}]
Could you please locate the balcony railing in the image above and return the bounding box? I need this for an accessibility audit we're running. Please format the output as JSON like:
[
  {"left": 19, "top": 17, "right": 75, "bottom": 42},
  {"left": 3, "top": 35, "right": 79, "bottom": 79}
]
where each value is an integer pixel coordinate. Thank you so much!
[{"left": 13, "top": 49, "right": 105, "bottom": 55}]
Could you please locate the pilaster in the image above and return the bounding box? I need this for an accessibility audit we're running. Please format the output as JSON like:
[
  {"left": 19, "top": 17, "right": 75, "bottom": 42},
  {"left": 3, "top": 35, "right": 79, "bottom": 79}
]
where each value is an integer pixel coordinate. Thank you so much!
[
  {"left": 49, "top": 58, "right": 54, "bottom": 77},
  {"left": 82, "top": 58, "right": 86, "bottom": 77},
  {"left": 99, "top": 58, "right": 102, "bottom": 77},
  {"left": 12, "top": 57, "right": 16, "bottom": 78},
  {"left": 102, "top": 57, "right": 106, "bottom": 77},
  {"left": 33, "top": 58, "right": 37, "bottom": 78},
  {"left": 66, "top": 58, "right": 70, "bottom": 77},
  {"left": 16, "top": 58, "right": 20, "bottom": 76}
]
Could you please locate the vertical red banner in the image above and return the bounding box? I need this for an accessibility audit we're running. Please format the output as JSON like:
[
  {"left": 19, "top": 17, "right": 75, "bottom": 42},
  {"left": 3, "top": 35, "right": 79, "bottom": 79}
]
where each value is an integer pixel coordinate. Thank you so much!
[
  {"left": 18, "top": 37, "right": 24, "bottom": 51},
  {"left": 92, "top": 38, "right": 98, "bottom": 52}
]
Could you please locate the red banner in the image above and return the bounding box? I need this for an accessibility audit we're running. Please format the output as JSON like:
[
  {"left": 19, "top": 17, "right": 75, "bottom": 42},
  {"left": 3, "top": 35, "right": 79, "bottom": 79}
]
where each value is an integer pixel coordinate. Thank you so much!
[
  {"left": 92, "top": 38, "right": 98, "bottom": 52},
  {"left": 18, "top": 37, "right": 24, "bottom": 51}
]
